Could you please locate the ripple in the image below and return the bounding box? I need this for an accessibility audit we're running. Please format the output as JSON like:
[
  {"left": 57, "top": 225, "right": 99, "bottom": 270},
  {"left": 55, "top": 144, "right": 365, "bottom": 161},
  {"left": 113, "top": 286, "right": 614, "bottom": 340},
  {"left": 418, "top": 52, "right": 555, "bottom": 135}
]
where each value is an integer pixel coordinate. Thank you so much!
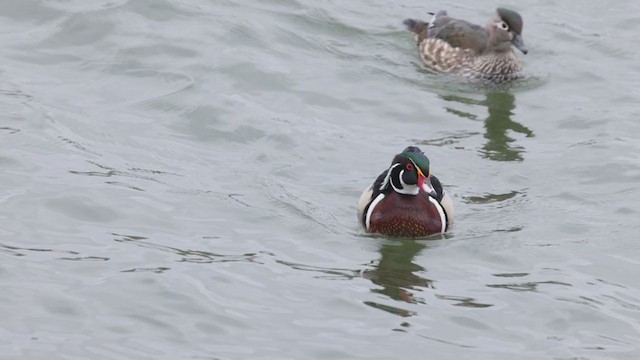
[
  {"left": 41, "top": 13, "right": 115, "bottom": 47},
  {"left": 0, "top": 79, "right": 34, "bottom": 118},
  {"left": 42, "top": 0, "right": 130, "bottom": 12},
  {"left": 69, "top": 160, "right": 177, "bottom": 192},
  {"left": 363, "top": 301, "right": 416, "bottom": 317},
  {"left": 414, "top": 131, "right": 481, "bottom": 147},
  {"left": 0, "top": 127, "right": 20, "bottom": 135},
  {"left": 262, "top": 178, "right": 340, "bottom": 234},
  {"left": 277, "top": 260, "right": 361, "bottom": 280},
  {"left": 45, "top": 195, "right": 120, "bottom": 223},
  {"left": 465, "top": 191, "right": 521, "bottom": 204},
  {"left": 113, "top": 233, "right": 266, "bottom": 264},
  {"left": 121, "top": 267, "right": 171, "bottom": 274},
  {"left": 0, "top": 242, "right": 104, "bottom": 261},
  {"left": 487, "top": 280, "right": 572, "bottom": 292},
  {"left": 417, "top": 334, "right": 476, "bottom": 349},
  {"left": 90, "top": 69, "right": 195, "bottom": 107},
  {"left": 435, "top": 295, "right": 493, "bottom": 308}
]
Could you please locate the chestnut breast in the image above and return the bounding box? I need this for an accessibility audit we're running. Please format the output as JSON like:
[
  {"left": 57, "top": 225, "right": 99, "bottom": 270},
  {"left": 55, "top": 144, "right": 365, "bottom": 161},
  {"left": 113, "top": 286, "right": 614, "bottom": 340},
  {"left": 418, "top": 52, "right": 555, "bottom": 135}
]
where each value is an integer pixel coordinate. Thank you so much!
[{"left": 368, "top": 192, "right": 445, "bottom": 237}]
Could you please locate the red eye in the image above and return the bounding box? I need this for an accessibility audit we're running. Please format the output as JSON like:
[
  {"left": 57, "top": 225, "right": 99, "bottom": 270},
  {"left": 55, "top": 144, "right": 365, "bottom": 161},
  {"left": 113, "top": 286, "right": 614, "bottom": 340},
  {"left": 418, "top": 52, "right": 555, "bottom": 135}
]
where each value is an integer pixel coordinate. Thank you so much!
[{"left": 406, "top": 163, "right": 414, "bottom": 171}]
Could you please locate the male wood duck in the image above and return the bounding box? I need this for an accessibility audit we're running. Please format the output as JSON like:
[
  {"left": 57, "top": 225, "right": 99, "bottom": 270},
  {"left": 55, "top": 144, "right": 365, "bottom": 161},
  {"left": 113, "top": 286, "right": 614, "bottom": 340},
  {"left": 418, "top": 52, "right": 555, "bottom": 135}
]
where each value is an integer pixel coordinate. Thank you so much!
[
  {"left": 404, "top": 8, "right": 527, "bottom": 83},
  {"left": 357, "top": 146, "right": 454, "bottom": 238}
]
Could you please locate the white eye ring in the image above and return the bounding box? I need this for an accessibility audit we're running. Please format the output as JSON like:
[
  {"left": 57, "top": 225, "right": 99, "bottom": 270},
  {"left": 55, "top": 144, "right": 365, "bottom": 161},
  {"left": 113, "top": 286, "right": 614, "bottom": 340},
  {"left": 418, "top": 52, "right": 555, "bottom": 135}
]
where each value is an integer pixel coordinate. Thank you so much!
[{"left": 497, "top": 21, "right": 509, "bottom": 31}]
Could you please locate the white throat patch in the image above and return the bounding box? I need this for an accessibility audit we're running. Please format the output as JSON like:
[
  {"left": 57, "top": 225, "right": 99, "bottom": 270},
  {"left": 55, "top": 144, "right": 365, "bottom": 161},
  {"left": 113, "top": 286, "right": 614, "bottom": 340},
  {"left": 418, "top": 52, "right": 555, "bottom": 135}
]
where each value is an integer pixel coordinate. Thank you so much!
[
  {"left": 393, "top": 170, "right": 419, "bottom": 195},
  {"left": 380, "top": 164, "right": 420, "bottom": 195}
]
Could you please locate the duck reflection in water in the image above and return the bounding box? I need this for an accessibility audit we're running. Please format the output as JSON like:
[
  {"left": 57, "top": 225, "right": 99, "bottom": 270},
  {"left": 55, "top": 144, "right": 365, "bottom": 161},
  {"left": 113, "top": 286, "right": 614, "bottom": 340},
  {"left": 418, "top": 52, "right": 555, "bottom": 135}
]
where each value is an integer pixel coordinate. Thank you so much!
[
  {"left": 363, "top": 239, "right": 493, "bottom": 317},
  {"left": 362, "top": 240, "right": 432, "bottom": 317},
  {"left": 441, "top": 91, "right": 533, "bottom": 161}
]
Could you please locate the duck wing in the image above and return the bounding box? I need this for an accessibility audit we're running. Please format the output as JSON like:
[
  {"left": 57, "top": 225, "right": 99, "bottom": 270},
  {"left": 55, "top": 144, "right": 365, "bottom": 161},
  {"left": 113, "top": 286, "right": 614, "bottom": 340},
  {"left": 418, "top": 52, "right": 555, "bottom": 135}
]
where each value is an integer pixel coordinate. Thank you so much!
[{"left": 430, "top": 16, "right": 488, "bottom": 53}]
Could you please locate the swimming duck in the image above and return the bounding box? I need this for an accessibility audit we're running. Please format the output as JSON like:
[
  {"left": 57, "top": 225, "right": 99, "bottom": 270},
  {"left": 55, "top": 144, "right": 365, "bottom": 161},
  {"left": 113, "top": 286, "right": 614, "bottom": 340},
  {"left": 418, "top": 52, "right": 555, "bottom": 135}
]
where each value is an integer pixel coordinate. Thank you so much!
[
  {"left": 404, "top": 8, "right": 527, "bottom": 83},
  {"left": 357, "top": 146, "right": 454, "bottom": 237}
]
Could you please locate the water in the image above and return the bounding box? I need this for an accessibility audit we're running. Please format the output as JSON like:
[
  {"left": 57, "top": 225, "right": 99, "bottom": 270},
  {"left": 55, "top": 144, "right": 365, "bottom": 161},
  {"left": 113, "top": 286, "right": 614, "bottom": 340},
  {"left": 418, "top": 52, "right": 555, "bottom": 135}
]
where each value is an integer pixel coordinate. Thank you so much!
[{"left": 1, "top": 0, "right": 640, "bottom": 359}]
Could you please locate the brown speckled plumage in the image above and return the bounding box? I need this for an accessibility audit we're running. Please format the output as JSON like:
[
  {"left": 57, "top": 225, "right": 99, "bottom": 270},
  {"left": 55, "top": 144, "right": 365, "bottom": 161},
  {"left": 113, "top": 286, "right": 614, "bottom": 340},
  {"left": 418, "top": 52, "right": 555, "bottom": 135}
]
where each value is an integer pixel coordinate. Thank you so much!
[
  {"left": 368, "top": 192, "right": 445, "bottom": 238},
  {"left": 404, "top": 8, "right": 527, "bottom": 83}
]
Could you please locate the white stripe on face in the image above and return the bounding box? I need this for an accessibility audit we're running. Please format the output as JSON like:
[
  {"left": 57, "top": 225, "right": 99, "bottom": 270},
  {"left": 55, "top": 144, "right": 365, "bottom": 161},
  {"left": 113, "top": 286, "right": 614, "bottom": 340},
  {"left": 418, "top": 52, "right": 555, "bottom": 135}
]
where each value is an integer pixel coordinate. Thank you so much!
[
  {"left": 379, "top": 164, "right": 399, "bottom": 191},
  {"left": 393, "top": 169, "right": 419, "bottom": 195}
]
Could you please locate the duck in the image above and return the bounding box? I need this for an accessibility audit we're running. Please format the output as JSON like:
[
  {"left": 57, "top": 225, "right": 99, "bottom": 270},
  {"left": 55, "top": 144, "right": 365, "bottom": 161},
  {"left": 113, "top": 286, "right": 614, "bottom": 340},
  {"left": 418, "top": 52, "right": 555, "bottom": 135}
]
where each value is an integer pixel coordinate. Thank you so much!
[
  {"left": 403, "top": 8, "right": 528, "bottom": 83},
  {"left": 357, "top": 146, "right": 454, "bottom": 237}
]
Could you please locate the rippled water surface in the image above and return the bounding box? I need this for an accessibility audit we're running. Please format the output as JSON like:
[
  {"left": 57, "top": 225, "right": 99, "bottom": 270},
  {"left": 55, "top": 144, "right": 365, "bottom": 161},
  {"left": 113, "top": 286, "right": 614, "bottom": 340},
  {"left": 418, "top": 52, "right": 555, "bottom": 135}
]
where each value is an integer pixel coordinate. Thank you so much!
[{"left": 2, "top": 0, "right": 640, "bottom": 359}]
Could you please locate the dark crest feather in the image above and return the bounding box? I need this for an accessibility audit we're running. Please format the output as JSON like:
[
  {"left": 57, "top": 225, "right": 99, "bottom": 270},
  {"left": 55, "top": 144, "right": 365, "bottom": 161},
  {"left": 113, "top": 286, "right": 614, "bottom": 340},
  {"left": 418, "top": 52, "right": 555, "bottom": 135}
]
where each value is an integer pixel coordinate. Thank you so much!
[
  {"left": 497, "top": 8, "right": 523, "bottom": 34},
  {"left": 400, "top": 146, "right": 430, "bottom": 175}
]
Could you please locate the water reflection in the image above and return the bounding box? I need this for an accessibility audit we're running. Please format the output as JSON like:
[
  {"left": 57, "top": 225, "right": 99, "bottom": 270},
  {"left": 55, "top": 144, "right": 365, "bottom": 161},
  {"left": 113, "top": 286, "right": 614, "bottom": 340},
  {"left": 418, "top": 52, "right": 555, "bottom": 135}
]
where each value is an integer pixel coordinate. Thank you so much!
[
  {"left": 365, "top": 241, "right": 432, "bottom": 296},
  {"left": 363, "top": 240, "right": 432, "bottom": 317},
  {"left": 441, "top": 91, "right": 533, "bottom": 161},
  {"left": 363, "top": 239, "right": 493, "bottom": 317}
]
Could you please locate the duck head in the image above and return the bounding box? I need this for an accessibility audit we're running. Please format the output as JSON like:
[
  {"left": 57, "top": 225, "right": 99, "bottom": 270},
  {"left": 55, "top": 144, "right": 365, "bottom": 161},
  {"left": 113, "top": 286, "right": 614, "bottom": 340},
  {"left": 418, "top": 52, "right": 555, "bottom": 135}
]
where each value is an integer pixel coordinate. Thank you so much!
[
  {"left": 488, "top": 8, "right": 527, "bottom": 54},
  {"left": 380, "top": 146, "right": 438, "bottom": 198}
]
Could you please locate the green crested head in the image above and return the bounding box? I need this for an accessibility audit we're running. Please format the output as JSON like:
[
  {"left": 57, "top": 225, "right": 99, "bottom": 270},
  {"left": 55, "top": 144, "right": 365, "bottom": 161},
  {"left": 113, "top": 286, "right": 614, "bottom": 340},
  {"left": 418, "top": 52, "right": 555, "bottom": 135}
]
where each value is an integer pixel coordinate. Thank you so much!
[
  {"left": 400, "top": 146, "right": 431, "bottom": 177},
  {"left": 391, "top": 146, "right": 431, "bottom": 181},
  {"left": 379, "top": 146, "right": 432, "bottom": 194},
  {"left": 497, "top": 8, "right": 524, "bottom": 34}
]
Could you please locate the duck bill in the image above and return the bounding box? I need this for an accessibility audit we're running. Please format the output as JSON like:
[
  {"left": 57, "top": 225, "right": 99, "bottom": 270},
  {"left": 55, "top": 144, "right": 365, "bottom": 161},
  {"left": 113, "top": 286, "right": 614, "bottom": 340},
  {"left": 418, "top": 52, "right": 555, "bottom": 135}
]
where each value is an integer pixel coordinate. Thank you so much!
[
  {"left": 417, "top": 168, "right": 438, "bottom": 199},
  {"left": 512, "top": 34, "right": 528, "bottom": 54}
]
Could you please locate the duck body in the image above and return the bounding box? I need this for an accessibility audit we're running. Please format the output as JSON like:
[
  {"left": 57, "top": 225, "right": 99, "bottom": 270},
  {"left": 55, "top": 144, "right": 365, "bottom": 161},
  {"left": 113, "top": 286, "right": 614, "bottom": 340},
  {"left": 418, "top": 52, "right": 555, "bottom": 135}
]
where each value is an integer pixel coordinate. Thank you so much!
[
  {"left": 404, "top": 8, "right": 527, "bottom": 83},
  {"left": 357, "top": 147, "right": 454, "bottom": 238}
]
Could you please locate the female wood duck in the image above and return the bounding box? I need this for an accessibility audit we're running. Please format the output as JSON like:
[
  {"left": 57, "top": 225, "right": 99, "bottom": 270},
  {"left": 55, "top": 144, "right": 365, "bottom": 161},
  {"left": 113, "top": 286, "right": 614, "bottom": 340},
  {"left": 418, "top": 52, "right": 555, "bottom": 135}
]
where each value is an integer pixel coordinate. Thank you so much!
[
  {"left": 403, "top": 8, "right": 527, "bottom": 83},
  {"left": 357, "top": 146, "right": 454, "bottom": 238}
]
